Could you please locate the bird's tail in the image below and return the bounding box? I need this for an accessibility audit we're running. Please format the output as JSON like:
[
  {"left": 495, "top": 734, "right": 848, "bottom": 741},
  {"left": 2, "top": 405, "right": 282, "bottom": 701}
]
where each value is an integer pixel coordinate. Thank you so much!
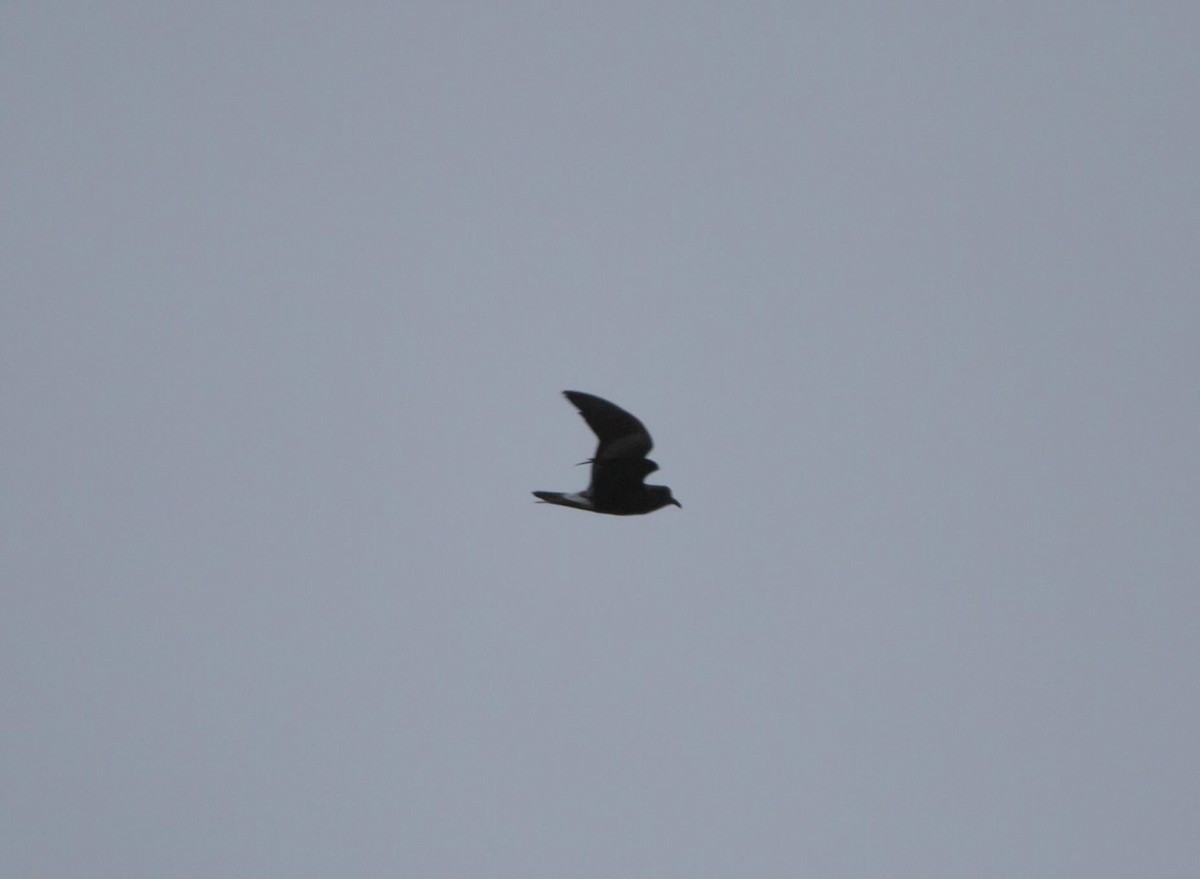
[{"left": 532, "top": 491, "right": 594, "bottom": 511}]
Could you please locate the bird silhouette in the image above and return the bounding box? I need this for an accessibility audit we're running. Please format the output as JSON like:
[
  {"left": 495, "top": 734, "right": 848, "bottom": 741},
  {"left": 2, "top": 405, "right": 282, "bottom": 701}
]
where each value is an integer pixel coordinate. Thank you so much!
[{"left": 533, "top": 391, "right": 681, "bottom": 515}]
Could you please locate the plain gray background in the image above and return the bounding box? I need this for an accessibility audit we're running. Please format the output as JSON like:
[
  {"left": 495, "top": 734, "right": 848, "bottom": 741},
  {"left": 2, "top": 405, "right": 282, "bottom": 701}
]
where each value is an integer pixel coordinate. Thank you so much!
[{"left": 5, "top": 4, "right": 1198, "bottom": 877}]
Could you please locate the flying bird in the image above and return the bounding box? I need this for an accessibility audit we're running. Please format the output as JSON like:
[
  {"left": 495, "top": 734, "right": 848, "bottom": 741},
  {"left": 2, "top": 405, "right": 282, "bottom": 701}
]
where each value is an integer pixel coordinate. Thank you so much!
[{"left": 533, "top": 391, "right": 681, "bottom": 515}]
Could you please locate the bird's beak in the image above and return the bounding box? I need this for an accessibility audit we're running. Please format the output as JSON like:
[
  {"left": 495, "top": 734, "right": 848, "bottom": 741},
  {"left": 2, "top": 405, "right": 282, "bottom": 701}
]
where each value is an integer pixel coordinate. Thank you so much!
[{"left": 671, "top": 498, "right": 682, "bottom": 508}]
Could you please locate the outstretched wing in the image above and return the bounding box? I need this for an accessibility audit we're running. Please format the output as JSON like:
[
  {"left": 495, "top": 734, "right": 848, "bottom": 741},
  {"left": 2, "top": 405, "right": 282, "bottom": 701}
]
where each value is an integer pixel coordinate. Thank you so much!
[
  {"left": 562, "top": 391, "right": 660, "bottom": 508},
  {"left": 562, "top": 391, "right": 654, "bottom": 461}
]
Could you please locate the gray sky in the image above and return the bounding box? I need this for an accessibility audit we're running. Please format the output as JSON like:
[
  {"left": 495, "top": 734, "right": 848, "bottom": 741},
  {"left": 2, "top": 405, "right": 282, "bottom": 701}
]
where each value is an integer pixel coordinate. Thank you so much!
[{"left": 5, "top": 4, "right": 1198, "bottom": 877}]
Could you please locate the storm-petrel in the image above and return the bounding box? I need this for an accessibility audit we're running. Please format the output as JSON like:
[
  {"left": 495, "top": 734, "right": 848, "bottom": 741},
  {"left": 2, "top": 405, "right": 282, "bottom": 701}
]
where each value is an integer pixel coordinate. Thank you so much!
[{"left": 533, "top": 391, "right": 681, "bottom": 515}]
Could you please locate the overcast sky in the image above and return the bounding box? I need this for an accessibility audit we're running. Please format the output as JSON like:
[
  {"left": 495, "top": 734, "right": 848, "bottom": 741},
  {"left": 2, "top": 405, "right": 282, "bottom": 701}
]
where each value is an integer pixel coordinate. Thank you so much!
[{"left": 5, "top": 4, "right": 1198, "bottom": 877}]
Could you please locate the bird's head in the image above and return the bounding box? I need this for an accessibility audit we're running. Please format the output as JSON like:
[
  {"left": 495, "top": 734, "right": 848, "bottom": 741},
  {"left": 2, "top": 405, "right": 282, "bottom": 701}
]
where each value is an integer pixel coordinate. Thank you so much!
[{"left": 648, "top": 485, "right": 682, "bottom": 510}]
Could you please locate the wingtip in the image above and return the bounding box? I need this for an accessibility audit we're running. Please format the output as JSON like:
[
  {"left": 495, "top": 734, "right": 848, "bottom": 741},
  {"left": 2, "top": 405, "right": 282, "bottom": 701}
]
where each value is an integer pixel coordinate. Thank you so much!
[{"left": 562, "top": 390, "right": 592, "bottom": 411}]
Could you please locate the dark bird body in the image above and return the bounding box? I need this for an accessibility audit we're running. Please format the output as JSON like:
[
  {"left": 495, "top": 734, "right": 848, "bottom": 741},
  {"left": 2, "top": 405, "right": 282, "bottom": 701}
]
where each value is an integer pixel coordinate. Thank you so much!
[{"left": 533, "top": 391, "right": 681, "bottom": 515}]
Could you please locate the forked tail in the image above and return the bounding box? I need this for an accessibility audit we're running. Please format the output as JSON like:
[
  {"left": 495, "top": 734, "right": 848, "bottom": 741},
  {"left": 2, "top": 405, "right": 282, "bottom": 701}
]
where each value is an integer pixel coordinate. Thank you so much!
[{"left": 532, "top": 491, "right": 594, "bottom": 511}]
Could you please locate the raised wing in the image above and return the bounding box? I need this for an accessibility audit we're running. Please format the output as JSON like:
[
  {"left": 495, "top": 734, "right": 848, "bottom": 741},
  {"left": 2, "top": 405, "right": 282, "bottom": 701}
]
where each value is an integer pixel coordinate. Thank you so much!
[
  {"left": 562, "top": 391, "right": 662, "bottom": 510},
  {"left": 562, "top": 391, "right": 654, "bottom": 461}
]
